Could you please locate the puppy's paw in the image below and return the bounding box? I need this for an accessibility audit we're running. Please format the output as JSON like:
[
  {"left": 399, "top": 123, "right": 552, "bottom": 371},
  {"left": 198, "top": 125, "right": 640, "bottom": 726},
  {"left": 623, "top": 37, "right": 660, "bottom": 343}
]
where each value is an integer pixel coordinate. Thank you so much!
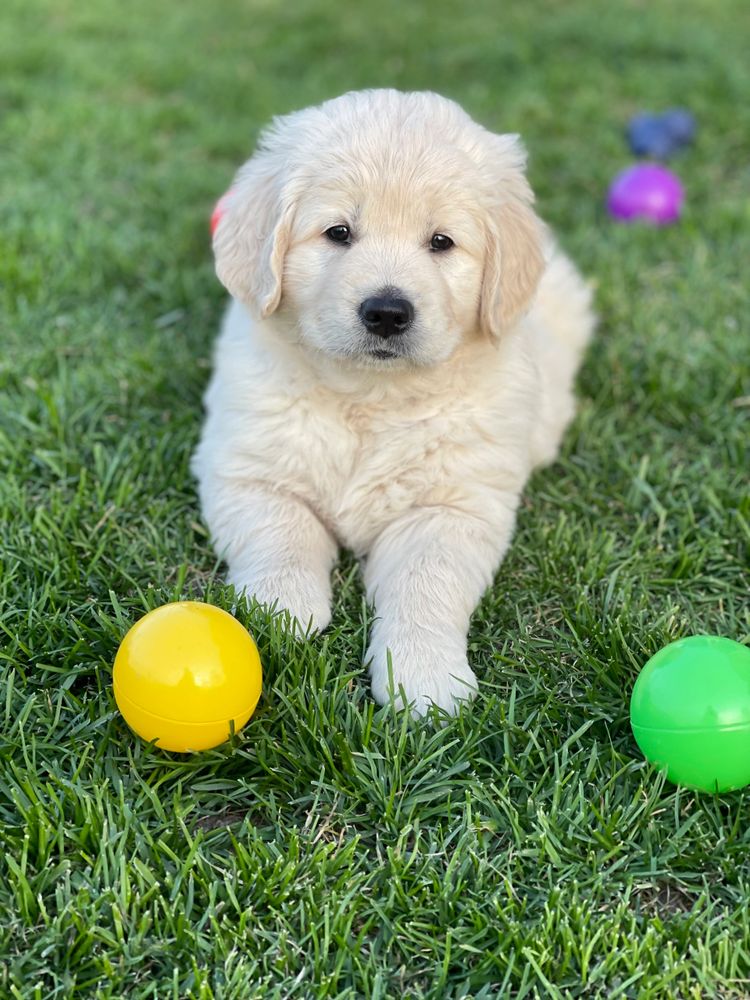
[
  {"left": 367, "top": 628, "right": 478, "bottom": 718},
  {"left": 229, "top": 568, "right": 331, "bottom": 636}
]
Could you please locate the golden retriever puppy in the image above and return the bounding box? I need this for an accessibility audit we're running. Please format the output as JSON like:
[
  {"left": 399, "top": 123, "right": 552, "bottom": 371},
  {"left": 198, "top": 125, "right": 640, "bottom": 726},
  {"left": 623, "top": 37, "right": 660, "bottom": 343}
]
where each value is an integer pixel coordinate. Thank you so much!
[{"left": 193, "top": 89, "right": 594, "bottom": 717}]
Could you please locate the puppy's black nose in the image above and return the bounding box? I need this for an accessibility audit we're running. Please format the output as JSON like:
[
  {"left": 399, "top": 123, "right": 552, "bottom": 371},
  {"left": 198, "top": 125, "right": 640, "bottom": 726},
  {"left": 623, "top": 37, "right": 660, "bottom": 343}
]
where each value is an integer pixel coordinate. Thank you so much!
[{"left": 359, "top": 294, "right": 414, "bottom": 339}]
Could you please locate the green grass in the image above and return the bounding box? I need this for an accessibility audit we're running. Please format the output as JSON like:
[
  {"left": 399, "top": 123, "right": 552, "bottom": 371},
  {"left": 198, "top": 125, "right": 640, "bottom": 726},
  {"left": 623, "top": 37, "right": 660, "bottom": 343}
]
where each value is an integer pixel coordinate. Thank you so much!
[{"left": 1, "top": 0, "right": 749, "bottom": 996}]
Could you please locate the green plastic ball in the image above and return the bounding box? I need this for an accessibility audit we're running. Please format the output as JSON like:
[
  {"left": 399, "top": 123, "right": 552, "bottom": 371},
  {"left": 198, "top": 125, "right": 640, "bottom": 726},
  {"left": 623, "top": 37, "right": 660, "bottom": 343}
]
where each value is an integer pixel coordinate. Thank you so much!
[{"left": 630, "top": 636, "right": 750, "bottom": 792}]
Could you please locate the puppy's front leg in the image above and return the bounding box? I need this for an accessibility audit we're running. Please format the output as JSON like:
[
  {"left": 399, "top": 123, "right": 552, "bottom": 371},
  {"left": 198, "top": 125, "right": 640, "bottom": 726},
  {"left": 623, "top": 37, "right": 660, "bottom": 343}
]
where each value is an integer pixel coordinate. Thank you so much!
[
  {"left": 364, "top": 503, "right": 517, "bottom": 717},
  {"left": 202, "top": 480, "right": 338, "bottom": 634}
]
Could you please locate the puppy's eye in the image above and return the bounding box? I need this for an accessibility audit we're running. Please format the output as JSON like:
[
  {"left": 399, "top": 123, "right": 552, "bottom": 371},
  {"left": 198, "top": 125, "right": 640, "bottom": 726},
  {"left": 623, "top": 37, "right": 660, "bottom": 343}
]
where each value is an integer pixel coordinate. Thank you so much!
[
  {"left": 325, "top": 225, "right": 351, "bottom": 245},
  {"left": 430, "top": 233, "right": 454, "bottom": 252}
]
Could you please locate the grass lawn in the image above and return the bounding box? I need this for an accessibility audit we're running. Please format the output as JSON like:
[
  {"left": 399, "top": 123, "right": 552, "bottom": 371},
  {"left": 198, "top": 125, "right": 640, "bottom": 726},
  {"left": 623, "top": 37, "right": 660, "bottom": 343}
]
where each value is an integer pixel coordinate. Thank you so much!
[{"left": 1, "top": 0, "right": 749, "bottom": 995}]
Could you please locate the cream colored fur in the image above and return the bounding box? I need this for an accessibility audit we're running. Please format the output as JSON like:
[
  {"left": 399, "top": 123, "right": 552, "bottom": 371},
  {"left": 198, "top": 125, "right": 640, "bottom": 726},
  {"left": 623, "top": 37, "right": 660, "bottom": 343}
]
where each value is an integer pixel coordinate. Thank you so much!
[{"left": 193, "top": 89, "right": 595, "bottom": 717}]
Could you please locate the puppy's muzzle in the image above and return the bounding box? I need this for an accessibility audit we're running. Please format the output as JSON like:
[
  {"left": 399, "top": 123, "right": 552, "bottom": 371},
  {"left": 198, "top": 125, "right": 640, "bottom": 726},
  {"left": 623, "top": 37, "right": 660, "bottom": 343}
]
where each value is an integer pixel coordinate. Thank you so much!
[{"left": 359, "top": 293, "right": 415, "bottom": 339}]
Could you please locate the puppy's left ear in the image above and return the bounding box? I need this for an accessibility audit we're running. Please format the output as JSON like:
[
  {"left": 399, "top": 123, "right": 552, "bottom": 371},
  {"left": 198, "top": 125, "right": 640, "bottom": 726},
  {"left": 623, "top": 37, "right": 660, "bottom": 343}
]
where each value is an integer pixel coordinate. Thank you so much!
[{"left": 479, "top": 134, "right": 546, "bottom": 338}]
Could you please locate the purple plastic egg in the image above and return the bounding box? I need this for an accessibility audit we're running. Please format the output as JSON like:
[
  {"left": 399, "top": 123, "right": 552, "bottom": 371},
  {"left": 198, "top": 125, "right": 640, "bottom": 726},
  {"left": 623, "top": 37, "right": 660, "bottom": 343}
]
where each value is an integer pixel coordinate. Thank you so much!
[{"left": 607, "top": 163, "right": 684, "bottom": 225}]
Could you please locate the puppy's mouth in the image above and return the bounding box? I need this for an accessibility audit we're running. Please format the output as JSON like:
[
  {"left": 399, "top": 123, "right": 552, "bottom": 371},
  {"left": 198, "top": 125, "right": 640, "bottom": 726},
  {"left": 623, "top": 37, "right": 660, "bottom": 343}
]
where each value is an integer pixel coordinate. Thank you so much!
[
  {"left": 352, "top": 344, "right": 413, "bottom": 370},
  {"left": 363, "top": 336, "right": 412, "bottom": 362}
]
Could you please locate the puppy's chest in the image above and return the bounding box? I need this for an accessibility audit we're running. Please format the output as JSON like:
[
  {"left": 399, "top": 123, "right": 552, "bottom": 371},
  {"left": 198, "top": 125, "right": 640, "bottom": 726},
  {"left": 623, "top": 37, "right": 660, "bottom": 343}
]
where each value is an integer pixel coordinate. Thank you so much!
[{"left": 292, "top": 396, "right": 496, "bottom": 552}]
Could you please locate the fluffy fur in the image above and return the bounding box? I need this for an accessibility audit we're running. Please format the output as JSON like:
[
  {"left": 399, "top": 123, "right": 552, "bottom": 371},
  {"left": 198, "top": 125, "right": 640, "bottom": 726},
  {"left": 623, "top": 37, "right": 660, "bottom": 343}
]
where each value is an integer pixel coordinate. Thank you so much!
[{"left": 193, "top": 89, "right": 595, "bottom": 716}]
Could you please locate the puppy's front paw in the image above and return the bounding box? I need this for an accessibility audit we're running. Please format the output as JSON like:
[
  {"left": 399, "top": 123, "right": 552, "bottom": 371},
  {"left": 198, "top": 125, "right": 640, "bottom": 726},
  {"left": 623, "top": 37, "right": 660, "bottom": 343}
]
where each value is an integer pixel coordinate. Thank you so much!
[
  {"left": 228, "top": 567, "right": 331, "bottom": 636},
  {"left": 366, "top": 627, "right": 478, "bottom": 717}
]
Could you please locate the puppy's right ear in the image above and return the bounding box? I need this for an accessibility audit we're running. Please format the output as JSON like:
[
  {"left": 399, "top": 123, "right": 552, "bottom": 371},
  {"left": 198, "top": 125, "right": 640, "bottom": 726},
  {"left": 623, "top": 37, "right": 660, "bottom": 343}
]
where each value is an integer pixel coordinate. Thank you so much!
[{"left": 212, "top": 151, "right": 294, "bottom": 319}]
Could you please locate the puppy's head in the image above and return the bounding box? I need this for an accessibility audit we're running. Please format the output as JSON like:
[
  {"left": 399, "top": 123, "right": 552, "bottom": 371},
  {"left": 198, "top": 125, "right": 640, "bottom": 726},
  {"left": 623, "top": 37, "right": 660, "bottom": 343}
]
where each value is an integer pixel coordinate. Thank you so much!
[{"left": 213, "top": 90, "right": 544, "bottom": 369}]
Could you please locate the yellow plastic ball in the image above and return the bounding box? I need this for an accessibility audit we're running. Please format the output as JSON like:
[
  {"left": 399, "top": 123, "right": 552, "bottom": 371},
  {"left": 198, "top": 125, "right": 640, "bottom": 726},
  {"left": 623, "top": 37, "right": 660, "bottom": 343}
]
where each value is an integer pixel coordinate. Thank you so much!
[{"left": 113, "top": 602, "right": 262, "bottom": 752}]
